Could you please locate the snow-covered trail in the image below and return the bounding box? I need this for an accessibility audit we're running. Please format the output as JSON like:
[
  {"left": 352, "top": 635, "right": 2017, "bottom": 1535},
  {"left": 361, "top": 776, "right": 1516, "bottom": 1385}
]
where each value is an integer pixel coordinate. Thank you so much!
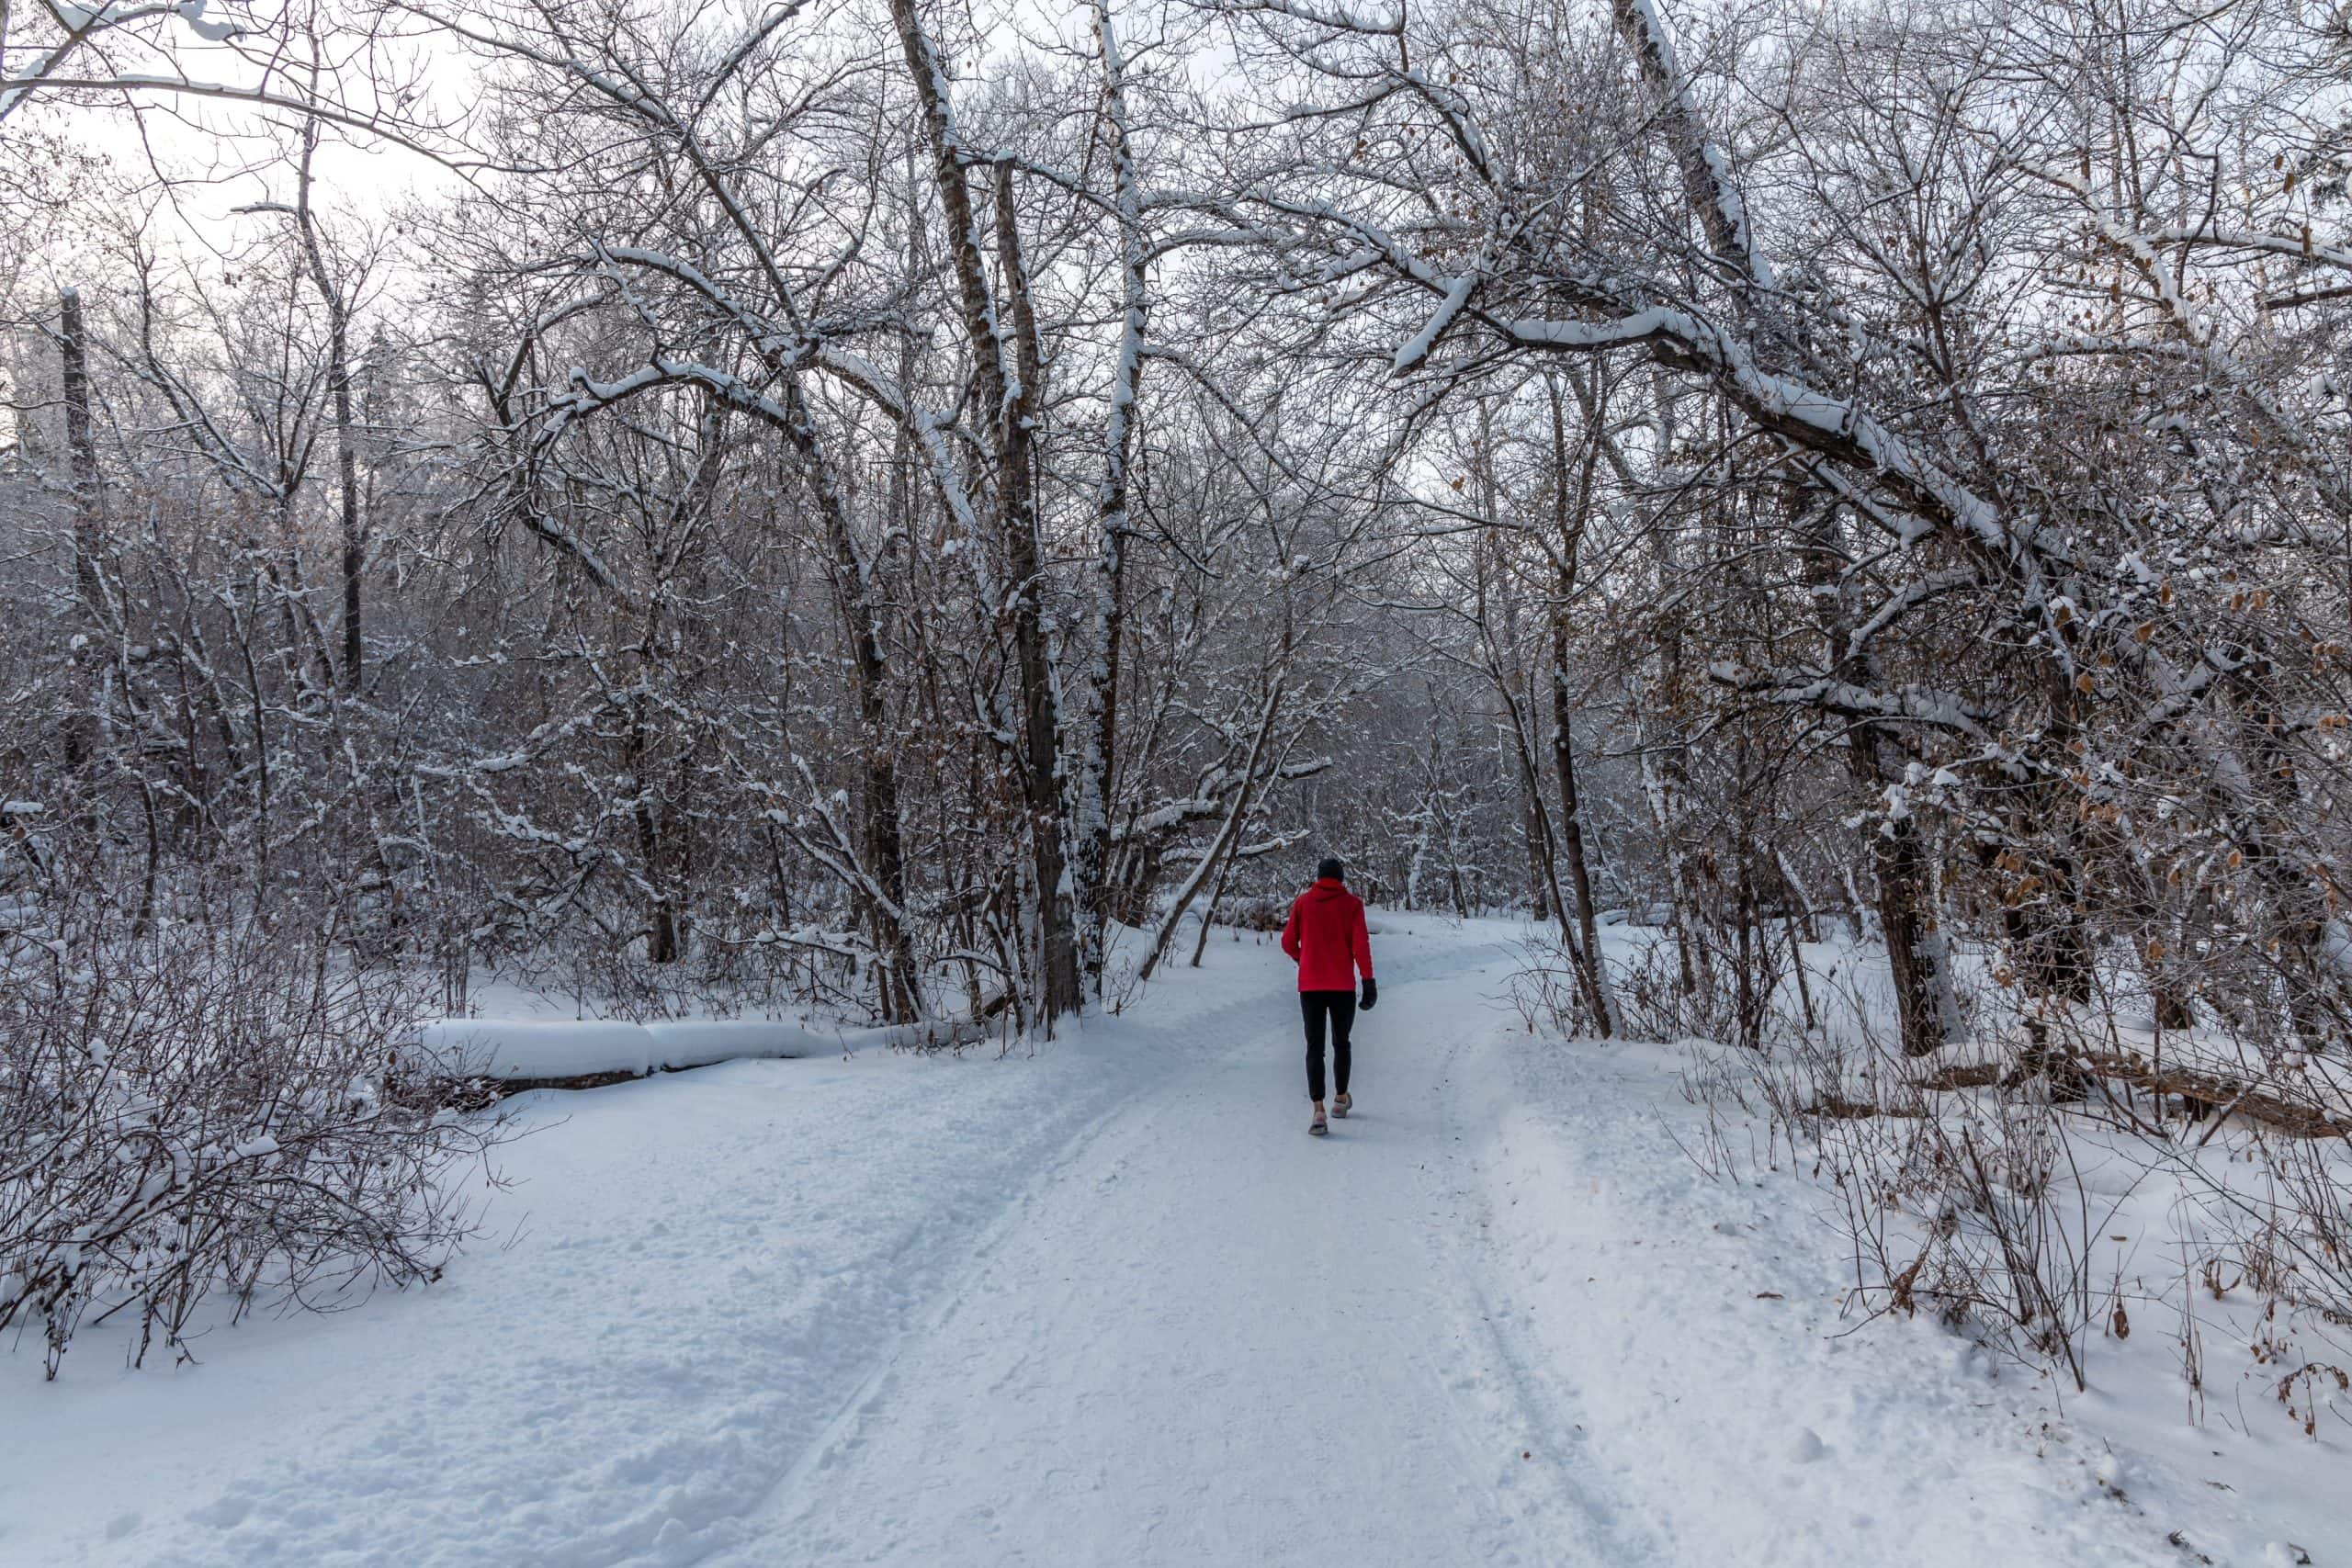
[
  {"left": 715, "top": 950, "right": 1648, "bottom": 1567},
  {"left": 8, "top": 917, "right": 2277, "bottom": 1565},
  {"left": 708, "top": 939, "right": 2200, "bottom": 1568}
]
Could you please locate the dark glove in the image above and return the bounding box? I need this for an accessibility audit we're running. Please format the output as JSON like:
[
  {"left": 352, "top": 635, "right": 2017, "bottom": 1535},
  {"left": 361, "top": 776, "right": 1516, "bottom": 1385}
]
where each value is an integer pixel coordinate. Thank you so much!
[{"left": 1359, "top": 976, "right": 1378, "bottom": 1011}]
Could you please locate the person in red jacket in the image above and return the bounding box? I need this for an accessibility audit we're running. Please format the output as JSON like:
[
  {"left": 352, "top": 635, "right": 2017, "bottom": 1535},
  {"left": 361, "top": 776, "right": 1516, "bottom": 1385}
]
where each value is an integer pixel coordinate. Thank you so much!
[{"left": 1281, "top": 856, "right": 1376, "bottom": 1136}]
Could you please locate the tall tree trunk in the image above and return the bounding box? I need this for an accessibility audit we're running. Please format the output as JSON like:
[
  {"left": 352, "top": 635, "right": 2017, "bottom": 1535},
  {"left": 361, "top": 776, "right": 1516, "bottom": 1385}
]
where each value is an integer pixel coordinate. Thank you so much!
[
  {"left": 990, "top": 160, "right": 1083, "bottom": 1021},
  {"left": 890, "top": 0, "right": 1079, "bottom": 1021},
  {"left": 805, "top": 386, "right": 922, "bottom": 1022},
  {"left": 59, "top": 286, "right": 107, "bottom": 771},
  {"left": 1545, "top": 374, "right": 1617, "bottom": 1035},
  {"left": 1791, "top": 486, "right": 1956, "bottom": 1056},
  {"left": 1474, "top": 532, "right": 1611, "bottom": 1032},
  {"left": 1070, "top": 0, "right": 1148, "bottom": 999},
  {"left": 294, "top": 119, "right": 363, "bottom": 693},
  {"left": 1636, "top": 377, "right": 1713, "bottom": 1002}
]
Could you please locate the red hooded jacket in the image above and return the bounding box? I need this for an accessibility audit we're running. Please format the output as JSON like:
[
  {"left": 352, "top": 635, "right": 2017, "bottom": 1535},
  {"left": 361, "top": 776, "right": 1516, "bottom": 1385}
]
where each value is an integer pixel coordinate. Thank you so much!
[{"left": 1281, "top": 878, "right": 1374, "bottom": 992}]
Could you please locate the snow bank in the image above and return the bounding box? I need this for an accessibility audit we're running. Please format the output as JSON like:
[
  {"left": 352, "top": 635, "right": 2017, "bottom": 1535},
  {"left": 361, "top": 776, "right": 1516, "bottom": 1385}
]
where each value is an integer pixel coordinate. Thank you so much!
[
  {"left": 1480, "top": 1032, "right": 2351, "bottom": 1567},
  {"left": 648, "top": 1019, "right": 831, "bottom": 1071},
  {"left": 412, "top": 1019, "right": 658, "bottom": 1080},
  {"left": 409, "top": 1015, "right": 978, "bottom": 1082}
]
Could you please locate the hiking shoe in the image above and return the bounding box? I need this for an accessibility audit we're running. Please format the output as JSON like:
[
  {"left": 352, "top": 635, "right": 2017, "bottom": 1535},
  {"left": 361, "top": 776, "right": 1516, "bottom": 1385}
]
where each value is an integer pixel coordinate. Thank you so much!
[
  {"left": 1332, "top": 1093, "right": 1352, "bottom": 1119},
  {"left": 1309, "top": 1108, "right": 1329, "bottom": 1136}
]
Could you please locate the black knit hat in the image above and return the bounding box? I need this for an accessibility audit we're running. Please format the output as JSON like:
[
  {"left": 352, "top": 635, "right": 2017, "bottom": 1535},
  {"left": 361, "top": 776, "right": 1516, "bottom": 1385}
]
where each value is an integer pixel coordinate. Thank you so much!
[{"left": 1317, "top": 856, "right": 1345, "bottom": 882}]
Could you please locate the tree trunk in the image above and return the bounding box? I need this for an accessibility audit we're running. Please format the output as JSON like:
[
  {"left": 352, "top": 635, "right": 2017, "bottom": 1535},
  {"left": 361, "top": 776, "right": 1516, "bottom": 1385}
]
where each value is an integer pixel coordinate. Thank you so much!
[
  {"left": 59, "top": 286, "right": 107, "bottom": 771},
  {"left": 990, "top": 160, "right": 1082, "bottom": 1021},
  {"left": 1545, "top": 375, "right": 1617, "bottom": 1035},
  {"left": 1790, "top": 486, "right": 1955, "bottom": 1056},
  {"left": 1734, "top": 749, "right": 1764, "bottom": 1052},
  {"left": 1071, "top": 0, "right": 1148, "bottom": 1000},
  {"left": 294, "top": 120, "right": 363, "bottom": 693},
  {"left": 768, "top": 367, "right": 922, "bottom": 1021},
  {"left": 890, "top": 0, "right": 1080, "bottom": 1022},
  {"left": 1862, "top": 767, "right": 1951, "bottom": 1057}
]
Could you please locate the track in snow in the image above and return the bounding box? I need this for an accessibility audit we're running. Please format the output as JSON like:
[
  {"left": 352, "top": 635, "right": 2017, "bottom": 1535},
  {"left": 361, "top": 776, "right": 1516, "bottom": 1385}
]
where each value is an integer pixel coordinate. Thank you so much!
[
  {"left": 708, "top": 953, "right": 1651, "bottom": 1567},
  {"left": 13, "top": 924, "right": 2224, "bottom": 1566}
]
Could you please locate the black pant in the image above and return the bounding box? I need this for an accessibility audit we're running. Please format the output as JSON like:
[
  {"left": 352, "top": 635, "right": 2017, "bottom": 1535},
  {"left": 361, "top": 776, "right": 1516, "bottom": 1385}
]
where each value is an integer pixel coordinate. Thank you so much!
[{"left": 1301, "top": 990, "right": 1355, "bottom": 1101}]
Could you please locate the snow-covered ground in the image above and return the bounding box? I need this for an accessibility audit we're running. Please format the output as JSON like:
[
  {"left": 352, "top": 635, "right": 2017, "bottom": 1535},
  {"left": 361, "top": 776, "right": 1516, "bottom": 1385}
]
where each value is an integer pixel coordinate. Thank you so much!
[{"left": 4, "top": 916, "right": 2342, "bottom": 1565}]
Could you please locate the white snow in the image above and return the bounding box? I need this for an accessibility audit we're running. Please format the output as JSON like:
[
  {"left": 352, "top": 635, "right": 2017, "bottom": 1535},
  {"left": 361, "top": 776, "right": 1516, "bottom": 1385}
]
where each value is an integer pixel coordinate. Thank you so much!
[
  {"left": 411, "top": 1016, "right": 659, "bottom": 1079},
  {"left": 406, "top": 1012, "right": 966, "bottom": 1081},
  {"left": 175, "top": 0, "right": 236, "bottom": 40},
  {"left": 1391, "top": 273, "right": 1476, "bottom": 371},
  {"left": 3, "top": 919, "right": 2342, "bottom": 1564},
  {"left": 45, "top": 0, "right": 114, "bottom": 30}
]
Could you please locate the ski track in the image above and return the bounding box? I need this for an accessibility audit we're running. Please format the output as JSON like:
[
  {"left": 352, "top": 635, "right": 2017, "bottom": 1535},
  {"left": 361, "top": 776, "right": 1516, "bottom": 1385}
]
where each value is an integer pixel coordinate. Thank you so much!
[{"left": 6, "top": 923, "right": 2226, "bottom": 1565}]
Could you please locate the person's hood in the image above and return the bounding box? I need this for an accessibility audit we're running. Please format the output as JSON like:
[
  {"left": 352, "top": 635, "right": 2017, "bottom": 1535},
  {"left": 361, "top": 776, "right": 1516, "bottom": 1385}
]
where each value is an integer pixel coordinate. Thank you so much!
[{"left": 1303, "top": 877, "right": 1350, "bottom": 902}]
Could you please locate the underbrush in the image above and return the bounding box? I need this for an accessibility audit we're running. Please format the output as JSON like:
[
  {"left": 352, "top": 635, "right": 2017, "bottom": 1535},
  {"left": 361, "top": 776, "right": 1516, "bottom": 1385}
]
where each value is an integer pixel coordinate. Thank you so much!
[
  {"left": 1516, "top": 928, "right": 2352, "bottom": 1437},
  {"left": 1, "top": 903, "right": 511, "bottom": 1379}
]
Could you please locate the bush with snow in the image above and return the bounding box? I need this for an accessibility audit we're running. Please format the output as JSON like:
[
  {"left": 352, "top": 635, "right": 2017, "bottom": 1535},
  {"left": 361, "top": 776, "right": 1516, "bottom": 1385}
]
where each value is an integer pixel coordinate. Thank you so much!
[
  {"left": 1521, "top": 917, "right": 2352, "bottom": 1440},
  {"left": 1, "top": 913, "right": 508, "bottom": 1379}
]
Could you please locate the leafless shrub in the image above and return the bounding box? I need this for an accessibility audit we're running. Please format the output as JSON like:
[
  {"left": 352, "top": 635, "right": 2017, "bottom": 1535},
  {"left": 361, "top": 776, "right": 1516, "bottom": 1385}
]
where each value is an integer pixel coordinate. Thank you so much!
[
  {"left": 1598, "top": 930, "right": 1756, "bottom": 1047},
  {"left": 1664, "top": 964, "right": 2108, "bottom": 1384},
  {"left": 1785, "top": 1070, "right": 2109, "bottom": 1385},
  {"left": 1, "top": 904, "right": 510, "bottom": 1380},
  {"left": 1669, "top": 1040, "right": 1771, "bottom": 1182},
  {"left": 1506, "top": 931, "right": 1600, "bottom": 1039},
  {"left": 2273, "top": 1362, "right": 2350, "bottom": 1438}
]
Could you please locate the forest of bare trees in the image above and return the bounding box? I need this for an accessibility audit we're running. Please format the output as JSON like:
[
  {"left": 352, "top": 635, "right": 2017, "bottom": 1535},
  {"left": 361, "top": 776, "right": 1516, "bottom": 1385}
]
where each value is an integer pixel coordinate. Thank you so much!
[{"left": 8, "top": 0, "right": 2352, "bottom": 1376}]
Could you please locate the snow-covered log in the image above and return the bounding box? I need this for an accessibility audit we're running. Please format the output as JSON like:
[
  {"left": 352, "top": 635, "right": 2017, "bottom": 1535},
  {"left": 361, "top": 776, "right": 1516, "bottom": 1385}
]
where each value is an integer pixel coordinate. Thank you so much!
[{"left": 408, "top": 1015, "right": 985, "bottom": 1085}]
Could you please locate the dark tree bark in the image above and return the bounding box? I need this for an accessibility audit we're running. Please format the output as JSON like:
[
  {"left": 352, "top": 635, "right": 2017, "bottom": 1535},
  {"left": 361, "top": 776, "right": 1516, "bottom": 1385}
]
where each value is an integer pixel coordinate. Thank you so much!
[
  {"left": 293, "top": 120, "right": 364, "bottom": 693},
  {"left": 59, "top": 286, "right": 107, "bottom": 772},
  {"left": 799, "top": 376, "right": 923, "bottom": 1021},
  {"left": 889, "top": 0, "right": 1080, "bottom": 1021},
  {"left": 1788, "top": 487, "right": 1954, "bottom": 1057},
  {"left": 1545, "top": 375, "right": 1614, "bottom": 1034}
]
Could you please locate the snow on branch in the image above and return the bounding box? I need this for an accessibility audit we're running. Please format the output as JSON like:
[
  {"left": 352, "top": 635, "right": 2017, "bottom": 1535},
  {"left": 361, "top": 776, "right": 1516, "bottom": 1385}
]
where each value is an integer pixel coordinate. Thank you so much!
[
  {"left": 1393, "top": 275, "right": 1477, "bottom": 372},
  {"left": 1203, "top": 0, "right": 1405, "bottom": 34},
  {"left": 1610, "top": 0, "right": 1771, "bottom": 288},
  {"left": 1266, "top": 177, "right": 2048, "bottom": 587},
  {"left": 1707, "top": 661, "right": 1995, "bottom": 739}
]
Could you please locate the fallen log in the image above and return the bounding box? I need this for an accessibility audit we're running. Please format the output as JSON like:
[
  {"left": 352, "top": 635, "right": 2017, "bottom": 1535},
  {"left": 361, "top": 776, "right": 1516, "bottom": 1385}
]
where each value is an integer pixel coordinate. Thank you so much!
[
  {"left": 1797, "top": 1094, "right": 1926, "bottom": 1121},
  {"left": 400, "top": 1014, "right": 993, "bottom": 1104},
  {"left": 1917, "top": 1062, "right": 2003, "bottom": 1091},
  {"left": 2073, "top": 1052, "right": 2350, "bottom": 1140},
  {"left": 1793, "top": 1054, "right": 2347, "bottom": 1139}
]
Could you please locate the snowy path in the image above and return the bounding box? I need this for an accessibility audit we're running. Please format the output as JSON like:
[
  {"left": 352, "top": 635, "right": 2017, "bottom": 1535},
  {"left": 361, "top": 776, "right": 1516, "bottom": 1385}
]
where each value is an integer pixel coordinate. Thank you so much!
[
  {"left": 715, "top": 954, "right": 1651, "bottom": 1567},
  {"left": 9, "top": 918, "right": 2287, "bottom": 1565},
  {"left": 705, "top": 946, "right": 2189, "bottom": 1568}
]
